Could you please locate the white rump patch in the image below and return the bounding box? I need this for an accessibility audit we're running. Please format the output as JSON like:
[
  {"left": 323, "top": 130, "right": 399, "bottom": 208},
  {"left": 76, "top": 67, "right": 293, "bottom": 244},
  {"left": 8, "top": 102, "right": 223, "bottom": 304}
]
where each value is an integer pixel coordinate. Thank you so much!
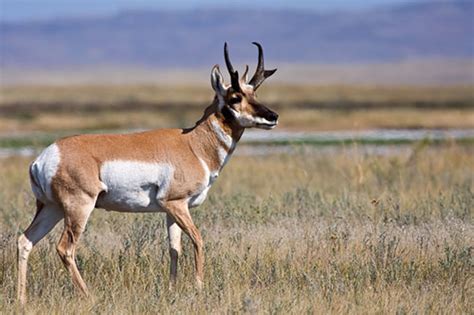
[
  {"left": 98, "top": 160, "right": 174, "bottom": 212},
  {"left": 30, "top": 143, "right": 61, "bottom": 203}
]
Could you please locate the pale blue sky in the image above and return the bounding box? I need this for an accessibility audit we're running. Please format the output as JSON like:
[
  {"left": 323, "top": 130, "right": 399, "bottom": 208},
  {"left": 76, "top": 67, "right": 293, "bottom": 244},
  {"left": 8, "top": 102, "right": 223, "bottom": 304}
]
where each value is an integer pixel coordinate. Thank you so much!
[{"left": 1, "top": 0, "right": 432, "bottom": 21}]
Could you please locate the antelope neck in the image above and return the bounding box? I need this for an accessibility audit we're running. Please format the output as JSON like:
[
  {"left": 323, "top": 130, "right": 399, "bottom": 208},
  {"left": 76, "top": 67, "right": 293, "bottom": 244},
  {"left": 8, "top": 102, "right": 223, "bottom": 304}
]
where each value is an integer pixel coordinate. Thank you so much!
[{"left": 189, "top": 110, "right": 244, "bottom": 173}]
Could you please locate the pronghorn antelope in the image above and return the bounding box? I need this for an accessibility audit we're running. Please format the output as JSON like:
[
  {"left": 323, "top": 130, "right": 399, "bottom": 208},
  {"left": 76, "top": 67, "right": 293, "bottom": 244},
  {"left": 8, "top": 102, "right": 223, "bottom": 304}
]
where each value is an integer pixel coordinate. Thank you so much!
[{"left": 17, "top": 42, "right": 278, "bottom": 303}]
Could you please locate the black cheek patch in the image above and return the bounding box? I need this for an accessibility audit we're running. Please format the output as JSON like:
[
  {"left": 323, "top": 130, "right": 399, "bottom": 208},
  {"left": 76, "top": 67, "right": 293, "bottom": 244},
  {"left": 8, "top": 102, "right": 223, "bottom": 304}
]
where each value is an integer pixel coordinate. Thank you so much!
[{"left": 221, "top": 105, "right": 235, "bottom": 121}]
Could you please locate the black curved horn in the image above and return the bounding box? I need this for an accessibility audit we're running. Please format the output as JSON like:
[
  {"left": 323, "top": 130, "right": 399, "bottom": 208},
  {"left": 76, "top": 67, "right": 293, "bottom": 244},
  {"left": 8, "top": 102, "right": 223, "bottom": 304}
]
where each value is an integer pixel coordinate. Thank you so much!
[
  {"left": 224, "top": 42, "right": 241, "bottom": 91},
  {"left": 248, "top": 42, "right": 277, "bottom": 90}
]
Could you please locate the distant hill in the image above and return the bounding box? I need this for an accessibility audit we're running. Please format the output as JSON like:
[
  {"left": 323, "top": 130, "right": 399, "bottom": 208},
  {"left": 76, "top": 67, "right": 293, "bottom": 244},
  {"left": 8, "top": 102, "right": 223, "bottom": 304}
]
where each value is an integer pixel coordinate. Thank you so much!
[{"left": 0, "top": 1, "right": 472, "bottom": 68}]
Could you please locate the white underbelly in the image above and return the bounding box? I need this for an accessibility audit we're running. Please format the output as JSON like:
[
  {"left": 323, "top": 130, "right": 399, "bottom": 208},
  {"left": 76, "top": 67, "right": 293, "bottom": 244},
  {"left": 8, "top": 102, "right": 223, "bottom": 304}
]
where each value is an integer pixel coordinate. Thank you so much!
[
  {"left": 97, "top": 160, "right": 174, "bottom": 212},
  {"left": 188, "top": 186, "right": 210, "bottom": 208}
]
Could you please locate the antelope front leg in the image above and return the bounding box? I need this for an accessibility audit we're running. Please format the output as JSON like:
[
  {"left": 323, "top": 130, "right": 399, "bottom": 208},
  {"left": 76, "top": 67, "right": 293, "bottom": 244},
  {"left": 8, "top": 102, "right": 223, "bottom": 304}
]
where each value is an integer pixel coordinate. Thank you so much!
[
  {"left": 166, "top": 214, "right": 182, "bottom": 290},
  {"left": 164, "top": 200, "right": 204, "bottom": 290}
]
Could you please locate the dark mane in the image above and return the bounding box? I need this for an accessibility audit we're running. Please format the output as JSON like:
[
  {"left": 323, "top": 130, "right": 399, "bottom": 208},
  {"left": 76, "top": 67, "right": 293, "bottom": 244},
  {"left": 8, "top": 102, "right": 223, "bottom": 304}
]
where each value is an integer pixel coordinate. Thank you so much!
[{"left": 182, "top": 96, "right": 219, "bottom": 133}]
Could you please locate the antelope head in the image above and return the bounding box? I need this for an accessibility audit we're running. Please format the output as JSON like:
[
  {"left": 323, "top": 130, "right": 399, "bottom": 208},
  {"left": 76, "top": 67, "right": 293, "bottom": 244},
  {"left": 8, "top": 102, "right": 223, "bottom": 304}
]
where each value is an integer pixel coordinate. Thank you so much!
[{"left": 211, "top": 42, "right": 279, "bottom": 130}]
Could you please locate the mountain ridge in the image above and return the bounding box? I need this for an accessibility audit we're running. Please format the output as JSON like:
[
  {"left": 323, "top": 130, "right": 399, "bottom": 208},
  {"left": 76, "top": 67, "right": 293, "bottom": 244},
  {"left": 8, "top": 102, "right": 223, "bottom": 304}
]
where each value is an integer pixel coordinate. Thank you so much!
[{"left": 1, "top": 1, "right": 472, "bottom": 68}]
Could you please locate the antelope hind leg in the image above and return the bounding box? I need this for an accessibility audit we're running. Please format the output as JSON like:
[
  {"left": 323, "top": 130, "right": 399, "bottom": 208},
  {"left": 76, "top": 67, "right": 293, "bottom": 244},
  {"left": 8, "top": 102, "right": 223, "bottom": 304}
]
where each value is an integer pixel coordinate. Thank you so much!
[{"left": 17, "top": 201, "right": 63, "bottom": 305}]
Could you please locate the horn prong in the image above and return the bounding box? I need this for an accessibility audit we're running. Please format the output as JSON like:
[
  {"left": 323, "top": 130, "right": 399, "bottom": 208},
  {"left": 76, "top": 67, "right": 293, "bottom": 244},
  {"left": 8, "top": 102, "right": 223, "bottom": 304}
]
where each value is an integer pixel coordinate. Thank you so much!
[
  {"left": 249, "top": 42, "right": 276, "bottom": 90},
  {"left": 241, "top": 65, "right": 249, "bottom": 83}
]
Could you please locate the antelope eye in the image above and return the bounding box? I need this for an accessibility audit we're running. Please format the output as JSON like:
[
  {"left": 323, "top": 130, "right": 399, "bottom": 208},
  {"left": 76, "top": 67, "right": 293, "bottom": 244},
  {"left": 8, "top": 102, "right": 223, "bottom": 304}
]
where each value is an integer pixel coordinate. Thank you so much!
[{"left": 228, "top": 96, "right": 242, "bottom": 105}]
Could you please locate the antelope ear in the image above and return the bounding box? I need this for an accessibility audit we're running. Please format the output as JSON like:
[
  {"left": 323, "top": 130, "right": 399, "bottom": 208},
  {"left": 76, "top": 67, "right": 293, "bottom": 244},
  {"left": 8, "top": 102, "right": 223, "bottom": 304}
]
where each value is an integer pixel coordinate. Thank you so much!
[{"left": 211, "top": 65, "right": 226, "bottom": 97}]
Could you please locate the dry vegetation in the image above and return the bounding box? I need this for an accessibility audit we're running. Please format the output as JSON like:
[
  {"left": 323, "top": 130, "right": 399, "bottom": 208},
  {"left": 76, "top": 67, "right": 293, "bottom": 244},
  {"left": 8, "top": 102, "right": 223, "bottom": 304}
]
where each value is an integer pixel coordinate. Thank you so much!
[
  {"left": 0, "top": 83, "right": 473, "bottom": 313},
  {"left": 3, "top": 108, "right": 474, "bottom": 135},
  {"left": 2, "top": 84, "right": 473, "bottom": 106},
  {"left": 0, "top": 144, "right": 472, "bottom": 313},
  {"left": 0, "top": 84, "right": 473, "bottom": 133}
]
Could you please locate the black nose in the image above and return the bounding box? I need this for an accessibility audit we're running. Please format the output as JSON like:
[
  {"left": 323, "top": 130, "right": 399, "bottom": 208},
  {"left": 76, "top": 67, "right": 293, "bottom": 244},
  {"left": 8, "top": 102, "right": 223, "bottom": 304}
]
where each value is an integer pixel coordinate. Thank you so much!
[{"left": 268, "top": 111, "right": 279, "bottom": 121}]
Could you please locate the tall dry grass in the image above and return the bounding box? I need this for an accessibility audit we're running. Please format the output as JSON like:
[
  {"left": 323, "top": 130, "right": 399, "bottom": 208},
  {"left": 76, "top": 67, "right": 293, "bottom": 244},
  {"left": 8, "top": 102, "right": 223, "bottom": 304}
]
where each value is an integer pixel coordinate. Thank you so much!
[
  {"left": 2, "top": 84, "right": 472, "bottom": 107},
  {"left": 0, "top": 143, "right": 472, "bottom": 313},
  {"left": 3, "top": 108, "right": 474, "bottom": 134},
  {"left": 1, "top": 84, "right": 473, "bottom": 133}
]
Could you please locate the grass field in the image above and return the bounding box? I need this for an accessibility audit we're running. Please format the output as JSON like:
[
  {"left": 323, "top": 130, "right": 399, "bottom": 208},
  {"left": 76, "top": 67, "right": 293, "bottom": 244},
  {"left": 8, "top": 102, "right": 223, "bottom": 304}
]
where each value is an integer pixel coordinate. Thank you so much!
[
  {"left": 0, "top": 143, "right": 472, "bottom": 313},
  {"left": 2, "top": 84, "right": 473, "bottom": 106},
  {"left": 0, "top": 82, "right": 473, "bottom": 313},
  {"left": 1, "top": 84, "right": 473, "bottom": 133}
]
